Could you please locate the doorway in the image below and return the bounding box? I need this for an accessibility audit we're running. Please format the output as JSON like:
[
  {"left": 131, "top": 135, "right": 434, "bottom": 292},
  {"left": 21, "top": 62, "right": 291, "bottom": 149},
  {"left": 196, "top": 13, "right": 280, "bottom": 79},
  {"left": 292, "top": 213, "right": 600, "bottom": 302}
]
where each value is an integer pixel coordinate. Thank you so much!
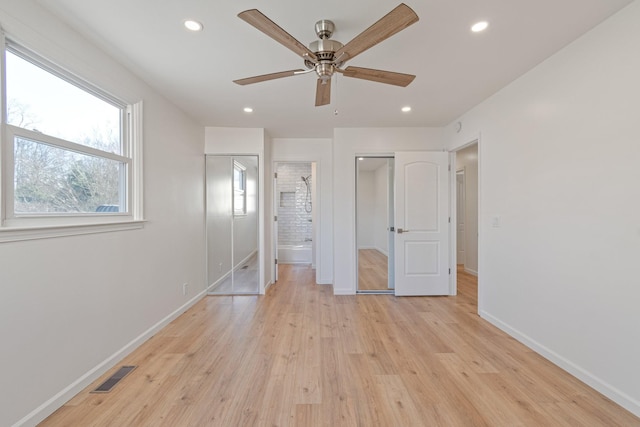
[
  {"left": 274, "top": 162, "right": 316, "bottom": 282},
  {"left": 356, "top": 157, "right": 394, "bottom": 293},
  {"left": 356, "top": 152, "right": 450, "bottom": 296},
  {"left": 454, "top": 142, "right": 479, "bottom": 303}
]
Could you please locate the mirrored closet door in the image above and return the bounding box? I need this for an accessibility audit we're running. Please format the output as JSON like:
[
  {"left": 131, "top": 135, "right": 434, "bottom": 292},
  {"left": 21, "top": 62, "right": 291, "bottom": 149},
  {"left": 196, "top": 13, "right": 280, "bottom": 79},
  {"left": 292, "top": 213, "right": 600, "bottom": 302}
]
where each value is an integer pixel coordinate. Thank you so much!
[
  {"left": 206, "top": 155, "right": 259, "bottom": 294},
  {"left": 356, "top": 157, "right": 394, "bottom": 293}
]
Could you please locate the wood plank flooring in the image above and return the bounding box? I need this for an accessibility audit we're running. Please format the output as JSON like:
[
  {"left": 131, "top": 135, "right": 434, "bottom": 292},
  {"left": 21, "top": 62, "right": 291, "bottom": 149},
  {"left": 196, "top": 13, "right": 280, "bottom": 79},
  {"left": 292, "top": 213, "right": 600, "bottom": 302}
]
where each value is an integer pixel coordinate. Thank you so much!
[
  {"left": 40, "top": 265, "right": 640, "bottom": 426},
  {"left": 358, "top": 249, "right": 389, "bottom": 291}
]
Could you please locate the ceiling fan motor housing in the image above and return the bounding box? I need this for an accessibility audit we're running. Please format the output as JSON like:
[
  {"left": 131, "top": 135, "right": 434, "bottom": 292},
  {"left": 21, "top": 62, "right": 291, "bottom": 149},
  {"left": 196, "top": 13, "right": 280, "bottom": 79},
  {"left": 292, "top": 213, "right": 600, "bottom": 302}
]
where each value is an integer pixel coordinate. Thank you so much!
[
  {"left": 308, "top": 39, "right": 344, "bottom": 61},
  {"left": 308, "top": 20, "right": 344, "bottom": 81}
]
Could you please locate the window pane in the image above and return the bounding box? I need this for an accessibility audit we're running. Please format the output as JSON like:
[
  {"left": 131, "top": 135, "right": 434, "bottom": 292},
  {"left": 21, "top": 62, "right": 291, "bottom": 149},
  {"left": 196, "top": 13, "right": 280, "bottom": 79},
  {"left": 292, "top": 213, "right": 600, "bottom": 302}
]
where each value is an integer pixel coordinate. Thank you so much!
[
  {"left": 14, "top": 137, "right": 124, "bottom": 214},
  {"left": 234, "top": 168, "right": 241, "bottom": 190},
  {"left": 6, "top": 51, "right": 122, "bottom": 154}
]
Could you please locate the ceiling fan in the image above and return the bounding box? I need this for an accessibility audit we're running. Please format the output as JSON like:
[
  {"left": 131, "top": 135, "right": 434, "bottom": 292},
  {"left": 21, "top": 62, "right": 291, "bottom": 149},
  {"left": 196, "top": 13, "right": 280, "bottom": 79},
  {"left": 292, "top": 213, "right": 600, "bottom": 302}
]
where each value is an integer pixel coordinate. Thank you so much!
[{"left": 233, "top": 3, "right": 419, "bottom": 107}]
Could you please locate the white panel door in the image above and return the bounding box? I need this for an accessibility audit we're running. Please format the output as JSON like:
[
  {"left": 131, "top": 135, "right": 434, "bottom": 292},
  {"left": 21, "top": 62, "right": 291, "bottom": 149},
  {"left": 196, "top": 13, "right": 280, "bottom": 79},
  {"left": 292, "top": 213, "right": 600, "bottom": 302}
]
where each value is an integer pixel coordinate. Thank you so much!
[{"left": 394, "top": 152, "right": 450, "bottom": 296}]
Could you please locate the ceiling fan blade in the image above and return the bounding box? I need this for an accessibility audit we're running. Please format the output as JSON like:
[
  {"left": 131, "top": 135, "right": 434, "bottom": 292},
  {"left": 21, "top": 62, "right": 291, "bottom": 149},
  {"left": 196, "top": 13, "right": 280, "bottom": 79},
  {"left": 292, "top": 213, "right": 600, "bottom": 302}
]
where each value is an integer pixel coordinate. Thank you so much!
[
  {"left": 315, "top": 79, "right": 331, "bottom": 106},
  {"left": 341, "top": 66, "right": 415, "bottom": 87},
  {"left": 334, "top": 3, "right": 418, "bottom": 63},
  {"left": 238, "top": 9, "right": 318, "bottom": 62},
  {"left": 233, "top": 69, "right": 305, "bottom": 86}
]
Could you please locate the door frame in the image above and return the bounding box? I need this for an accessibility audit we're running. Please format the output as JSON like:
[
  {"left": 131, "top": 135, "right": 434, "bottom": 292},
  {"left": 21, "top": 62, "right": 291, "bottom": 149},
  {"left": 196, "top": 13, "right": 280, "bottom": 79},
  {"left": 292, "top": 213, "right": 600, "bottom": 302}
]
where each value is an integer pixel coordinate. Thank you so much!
[
  {"left": 450, "top": 138, "right": 482, "bottom": 313},
  {"left": 354, "top": 152, "right": 452, "bottom": 295},
  {"left": 456, "top": 168, "right": 466, "bottom": 265},
  {"left": 272, "top": 160, "right": 319, "bottom": 284},
  {"left": 355, "top": 155, "right": 395, "bottom": 294},
  {"left": 205, "top": 154, "right": 262, "bottom": 295}
]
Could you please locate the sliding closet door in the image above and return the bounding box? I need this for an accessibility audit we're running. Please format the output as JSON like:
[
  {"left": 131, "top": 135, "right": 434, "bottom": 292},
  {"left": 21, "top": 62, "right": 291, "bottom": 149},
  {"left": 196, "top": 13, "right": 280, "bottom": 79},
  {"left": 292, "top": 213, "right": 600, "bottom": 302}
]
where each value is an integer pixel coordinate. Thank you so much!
[
  {"left": 206, "top": 155, "right": 259, "bottom": 294},
  {"left": 206, "top": 156, "right": 233, "bottom": 291}
]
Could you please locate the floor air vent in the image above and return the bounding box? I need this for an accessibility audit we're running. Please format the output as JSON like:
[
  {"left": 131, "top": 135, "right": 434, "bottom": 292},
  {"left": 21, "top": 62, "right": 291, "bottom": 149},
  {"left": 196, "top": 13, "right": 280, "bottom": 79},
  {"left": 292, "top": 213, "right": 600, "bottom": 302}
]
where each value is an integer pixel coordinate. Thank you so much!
[{"left": 91, "top": 365, "right": 136, "bottom": 393}]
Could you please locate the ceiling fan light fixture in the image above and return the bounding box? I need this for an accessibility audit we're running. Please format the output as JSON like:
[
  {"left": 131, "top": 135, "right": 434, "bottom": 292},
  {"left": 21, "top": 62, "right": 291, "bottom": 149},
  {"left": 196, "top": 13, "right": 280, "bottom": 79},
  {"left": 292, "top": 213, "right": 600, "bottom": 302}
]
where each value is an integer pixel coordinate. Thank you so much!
[
  {"left": 184, "top": 20, "right": 203, "bottom": 32},
  {"left": 471, "top": 21, "right": 489, "bottom": 33}
]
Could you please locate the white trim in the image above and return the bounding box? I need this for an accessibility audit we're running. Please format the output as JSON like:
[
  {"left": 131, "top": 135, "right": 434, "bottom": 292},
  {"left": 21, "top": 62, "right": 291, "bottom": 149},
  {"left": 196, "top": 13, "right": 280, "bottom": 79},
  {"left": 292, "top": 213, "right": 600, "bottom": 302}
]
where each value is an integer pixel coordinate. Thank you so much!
[
  {"left": 481, "top": 310, "right": 640, "bottom": 418},
  {"left": 450, "top": 135, "right": 482, "bottom": 305},
  {"left": 0, "top": 220, "right": 145, "bottom": 243},
  {"left": 129, "top": 101, "right": 144, "bottom": 221},
  {"left": 375, "top": 247, "right": 388, "bottom": 257},
  {"left": 1, "top": 30, "right": 7, "bottom": 227},
  {"left": 449, "top": 151, "right": 457, "bottom": 295},
  {"left": 7, "top": 125, "right": 129, "bottom": 163},
  {"left": 11, "top": 290, "right": 207, "bottom": 427},
  {"left": 272, "top": 159, "right": 323, "bottom": 285},
  {"left": 464, "top": 267, "right": 478, "bottom": 276}
]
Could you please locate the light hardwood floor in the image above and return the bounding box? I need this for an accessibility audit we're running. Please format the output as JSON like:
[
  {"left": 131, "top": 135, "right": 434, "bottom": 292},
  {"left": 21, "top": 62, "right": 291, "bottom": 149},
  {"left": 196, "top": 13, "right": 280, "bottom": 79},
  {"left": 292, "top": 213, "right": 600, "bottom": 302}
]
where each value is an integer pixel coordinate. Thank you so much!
[
  {"left": 41, "top": 265, "right": 640, "bottom": 426},
  {"left": 358, "top": 249, "right": 389, "bottom": 291}
]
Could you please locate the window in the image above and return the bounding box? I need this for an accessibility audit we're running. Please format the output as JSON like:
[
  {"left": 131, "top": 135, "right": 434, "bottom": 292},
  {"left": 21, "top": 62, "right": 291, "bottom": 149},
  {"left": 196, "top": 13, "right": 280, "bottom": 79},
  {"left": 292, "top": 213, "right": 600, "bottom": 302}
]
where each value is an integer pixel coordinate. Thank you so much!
[
  {"left": 1, "top": 39, "right": 143, "bottom": 238},
  {"left": 233, "top": 161, "right": 247, "bottom": 216}
]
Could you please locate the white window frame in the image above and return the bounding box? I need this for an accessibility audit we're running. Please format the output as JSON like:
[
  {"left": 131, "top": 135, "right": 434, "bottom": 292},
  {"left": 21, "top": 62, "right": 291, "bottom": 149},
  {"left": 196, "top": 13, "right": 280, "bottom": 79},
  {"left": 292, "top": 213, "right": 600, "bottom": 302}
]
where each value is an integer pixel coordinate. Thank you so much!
[
  {"left": 0, "top": 35, "right": 144, "bottom": 242},
  {"left": 233, "top": 160, "right": 247, "bottom": 216}
]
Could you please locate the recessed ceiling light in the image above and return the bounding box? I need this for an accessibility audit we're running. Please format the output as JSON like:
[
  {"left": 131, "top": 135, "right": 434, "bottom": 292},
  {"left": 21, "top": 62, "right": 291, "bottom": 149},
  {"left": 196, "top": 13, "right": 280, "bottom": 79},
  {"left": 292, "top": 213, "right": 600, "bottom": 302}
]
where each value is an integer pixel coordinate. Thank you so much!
[
  {"left": 184, "top": 20, "right": 203, "bottom": 32},
  {"left": 471, "top": 21, "right": 489, "bottom": 33},
  {"left": 243, "top": 107, "right": 253, "bottom": 113},
  {"left": 401, "top": 106, "right": 412, "bottom": 113}
]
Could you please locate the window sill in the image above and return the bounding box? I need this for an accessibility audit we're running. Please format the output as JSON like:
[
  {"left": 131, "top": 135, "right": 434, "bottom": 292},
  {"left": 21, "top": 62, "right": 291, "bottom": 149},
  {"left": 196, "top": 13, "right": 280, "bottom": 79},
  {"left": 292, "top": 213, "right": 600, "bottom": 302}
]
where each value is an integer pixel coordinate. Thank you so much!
[{"left": 0, "top": 220, "right": 146, "bottom": 243}]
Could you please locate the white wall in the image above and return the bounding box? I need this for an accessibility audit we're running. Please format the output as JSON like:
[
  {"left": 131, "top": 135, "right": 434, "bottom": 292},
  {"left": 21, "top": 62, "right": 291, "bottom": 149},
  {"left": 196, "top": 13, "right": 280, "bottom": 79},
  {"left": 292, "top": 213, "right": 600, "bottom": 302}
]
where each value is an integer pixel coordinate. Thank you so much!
[
  {"left": 271, "top": 138, "right": 333, "bottom": 284},
  {"left": 456, "top": 144, "right": 478, "bottom": 274},
  {"left": 333, "top": 128, "right": 445, "bottom": 294},
  {"left": 447, "top": 1, "right": 640, "bottom": 416},
  {"left": 0, "top": 2, "right": 206, "bottom": 426}
]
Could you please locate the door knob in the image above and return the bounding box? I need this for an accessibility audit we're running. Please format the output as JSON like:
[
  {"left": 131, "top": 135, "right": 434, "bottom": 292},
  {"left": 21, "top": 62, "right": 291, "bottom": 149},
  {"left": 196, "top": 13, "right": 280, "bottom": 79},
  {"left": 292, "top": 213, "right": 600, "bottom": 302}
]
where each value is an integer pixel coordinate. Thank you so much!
[{"left": 397, "top": 228, "right": 409, "bottom": 234}]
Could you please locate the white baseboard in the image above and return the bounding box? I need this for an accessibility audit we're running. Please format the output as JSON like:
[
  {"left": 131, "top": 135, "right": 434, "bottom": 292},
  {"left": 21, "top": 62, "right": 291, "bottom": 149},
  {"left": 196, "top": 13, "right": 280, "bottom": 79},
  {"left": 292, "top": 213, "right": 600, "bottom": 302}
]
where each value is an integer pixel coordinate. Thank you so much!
[
  {"left": 207, "top": 250, "right": 258, "bottom": 292},
  {"left": 375, "top": 247, "right": 389, "bottom": 257},
  {"left": 263, "top": 280, "right": 273, "bottom": 293},
  {"left": 464, "top": 267, "right": 478, "bottom": 276},
  {"left": 235, "top": 250, "right": 257, "bottom": 270},
  {"left": 208, "top": 271, "right": 231, "bottom": 291},
  {"left": 480, "top": 310, "right": 640, "bottom": 418},
  {"left": 14, "top": 290, "right": 207, "bottom": 427}
]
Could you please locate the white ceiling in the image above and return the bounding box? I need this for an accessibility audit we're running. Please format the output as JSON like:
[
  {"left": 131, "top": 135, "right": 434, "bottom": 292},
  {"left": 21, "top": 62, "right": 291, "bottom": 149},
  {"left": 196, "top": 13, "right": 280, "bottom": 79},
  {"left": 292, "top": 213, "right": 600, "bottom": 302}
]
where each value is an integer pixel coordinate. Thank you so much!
[{"left": 38, "top": 0, "right": 632, "bottom": 138}]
